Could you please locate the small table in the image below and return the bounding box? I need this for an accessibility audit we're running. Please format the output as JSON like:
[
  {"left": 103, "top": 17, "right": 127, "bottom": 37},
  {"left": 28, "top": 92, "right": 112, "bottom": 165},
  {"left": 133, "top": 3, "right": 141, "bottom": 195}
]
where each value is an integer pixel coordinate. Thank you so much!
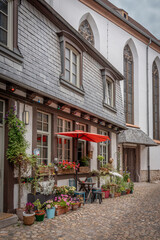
[{"left": 79, "top": 182, "right": 96, "bottom": 202}]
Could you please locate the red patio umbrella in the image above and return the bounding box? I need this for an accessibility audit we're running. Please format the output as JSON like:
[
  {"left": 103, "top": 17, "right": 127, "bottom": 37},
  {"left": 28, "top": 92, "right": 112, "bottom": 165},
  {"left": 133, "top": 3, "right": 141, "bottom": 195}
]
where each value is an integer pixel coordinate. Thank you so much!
[{"left": 56, "top": 130, "right": 110, "bottom": 189}]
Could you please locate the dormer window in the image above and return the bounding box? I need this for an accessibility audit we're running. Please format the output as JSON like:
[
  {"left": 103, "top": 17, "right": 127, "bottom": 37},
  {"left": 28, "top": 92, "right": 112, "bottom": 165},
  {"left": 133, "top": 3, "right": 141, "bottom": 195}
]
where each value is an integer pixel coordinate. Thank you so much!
[
  {"left": 65, "top": 43, "right": 80, "bottom": 87},
  {"left": 0, "top": 0, "right": 13, "bottom": 49},
  {"left": 57, "top": 31, "right": 86, "bottom": 95}
]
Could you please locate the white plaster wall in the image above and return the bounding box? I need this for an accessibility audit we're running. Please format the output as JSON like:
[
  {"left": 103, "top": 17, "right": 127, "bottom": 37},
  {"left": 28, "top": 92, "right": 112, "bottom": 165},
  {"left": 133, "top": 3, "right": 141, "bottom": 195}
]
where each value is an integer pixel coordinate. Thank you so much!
[
  {"left": 111, "top": 132, "right": 117, "bottom": 169},
  {"left": 19, "top": 103, "right": 33, "bottom": 155},
  {"left": 150, "top": 146, "right": 160, "bottom": 170},
  {"left": 14, "top": 184, "right": 31, "bottom": 209},
  {"left": 140, "top": 146, "right": 148, "bottom": 171},
  {"left": 90, "top": 125, "right": 97, "bottom": 171}
]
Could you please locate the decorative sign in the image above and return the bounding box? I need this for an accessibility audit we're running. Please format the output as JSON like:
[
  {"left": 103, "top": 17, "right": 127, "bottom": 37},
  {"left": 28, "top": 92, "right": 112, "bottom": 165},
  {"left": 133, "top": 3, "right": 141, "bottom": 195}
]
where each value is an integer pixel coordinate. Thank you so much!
[{"left": 33, "top": 148, "right": 40, "bottom": 156}]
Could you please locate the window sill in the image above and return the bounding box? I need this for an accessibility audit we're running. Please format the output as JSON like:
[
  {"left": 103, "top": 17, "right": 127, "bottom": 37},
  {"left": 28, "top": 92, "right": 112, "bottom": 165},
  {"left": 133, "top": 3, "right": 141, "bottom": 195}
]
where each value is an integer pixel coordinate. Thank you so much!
[
  {"left": 126, "top": 123, "right": 140, "bottom": 129},
  {"left": 0, "top": 44, "right": 23, "bottom": 63},
  {"left": 60, "top": 77, "right": 85, "bottom": 96},
  {"left": 103, "top": 102, "right": 117, "bottom": 113}
]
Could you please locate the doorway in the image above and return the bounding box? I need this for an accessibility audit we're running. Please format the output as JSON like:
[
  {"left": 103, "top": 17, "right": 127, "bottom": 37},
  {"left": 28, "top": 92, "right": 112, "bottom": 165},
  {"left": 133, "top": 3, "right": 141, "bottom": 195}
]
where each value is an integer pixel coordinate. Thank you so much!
[
  {"left": 0, "top": 100, "right": 5, "bottom": 212},
  {"left": 123, "top": 148, "right": 136, "bottom": 182}
]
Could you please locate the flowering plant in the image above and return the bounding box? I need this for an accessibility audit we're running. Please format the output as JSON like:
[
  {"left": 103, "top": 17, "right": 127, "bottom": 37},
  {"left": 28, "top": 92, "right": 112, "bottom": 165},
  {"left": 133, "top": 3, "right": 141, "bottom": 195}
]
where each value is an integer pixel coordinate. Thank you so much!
[
  {"left": 54, "top": 185, "right": 76, "bottom": 196},
  {"left": 123, "top": 170, "right": 130, "bottom": 182},
  {"left": 70, "top": 197, "right": 80, "bottom": 205},
  {"left": 58, "top": 160, "right": 79, "bottom": 170},
  {"left": 25, "top": 202, "right": 34, "bottom": 214},
  {"left": 43, "top": 200, "right": 55, "bottom": 210}
]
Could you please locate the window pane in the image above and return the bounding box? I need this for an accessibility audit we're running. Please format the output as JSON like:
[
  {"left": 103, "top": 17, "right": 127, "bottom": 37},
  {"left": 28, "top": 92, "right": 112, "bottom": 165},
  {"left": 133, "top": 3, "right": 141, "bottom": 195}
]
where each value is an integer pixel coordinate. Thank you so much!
[
  {"left": 0, "top": 13, "right": 7, "bottom": 29},
  {"left": 43, "top": 114, "right": 48, "bottom": 123},
  {"left": 65, "top": 70, "right": 70, "bottom": 81},
  {"left": 37, "top": 134, "right": 42, "bottom": 146},
  {"left": 37, "top": 112, "right": 42, "bottom": 121},
  {"left": 43, "top": 123, "right": 48, "bottom": 132},
  {"left": 37, "top": 121, "right": 42, "bottom": 131},
  {"left": 72, "top": 63, "right": 77, "bottom": 75},
  {"left": 0, "top": 0, "right": 8, "bottom": 14},
  {"left": 43, "top": 148, "right": 48, "bottom": 159},
  {"left": 43, "top": 135, "right": 48, "bottom": 146},
  {"left": 72, "top": 74, "right": 77, "bottom": 85},
  {"left": 65, "top": 48, "right": 70, "bottom": 59},
  {"left": 72, "top": 53, "right": 77, "bottom": 64},
  {"left": 65, "top": 59, "right": 70, "bottom": 71},
  {"left": 0, "top": 28, "right": 7, "bottom": 45},
  {"left": 0, "top": 101, "right": 3, "bottom": 112},
  {"left": 0, "top": 112, "right": 3, "bottom": 124}
]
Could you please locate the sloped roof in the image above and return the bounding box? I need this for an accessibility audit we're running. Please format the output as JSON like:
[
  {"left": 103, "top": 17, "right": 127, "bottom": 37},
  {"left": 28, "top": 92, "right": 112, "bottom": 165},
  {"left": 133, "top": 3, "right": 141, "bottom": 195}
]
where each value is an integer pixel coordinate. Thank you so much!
[
  {"left": 97, "top": 0, "right": 160, "bottom": 43},
  {"left": 118, "top": 128, "right": 157, "bottom": 146}
]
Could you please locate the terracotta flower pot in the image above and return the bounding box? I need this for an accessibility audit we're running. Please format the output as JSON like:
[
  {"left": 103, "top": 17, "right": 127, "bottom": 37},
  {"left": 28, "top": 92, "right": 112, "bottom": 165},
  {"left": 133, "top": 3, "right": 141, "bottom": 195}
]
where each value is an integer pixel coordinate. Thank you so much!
[
  {"left": 72, "top": 203, "right": 79, "bottom": 211},
  {"left": 114, "top": 192, "right": 121, "bottom": 197},
  {"left": 55, "top": 206, "right": 66, "bottom": 216},
  {"left": 126, "top": 189, "right": 131, "bottom": 194},
  {"left": 23, "top": 212, "right": 35, "bottom": 225}
]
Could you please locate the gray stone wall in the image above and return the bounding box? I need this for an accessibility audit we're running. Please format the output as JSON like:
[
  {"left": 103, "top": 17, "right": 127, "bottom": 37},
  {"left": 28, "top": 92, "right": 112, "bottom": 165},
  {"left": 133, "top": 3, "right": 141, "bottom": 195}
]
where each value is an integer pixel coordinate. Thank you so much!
[
  {"left": 0, "top": 0, "right": 125, "bottom": 127},
  {"left": 140, "top": 170, "right": 160, "bottom": 182}
]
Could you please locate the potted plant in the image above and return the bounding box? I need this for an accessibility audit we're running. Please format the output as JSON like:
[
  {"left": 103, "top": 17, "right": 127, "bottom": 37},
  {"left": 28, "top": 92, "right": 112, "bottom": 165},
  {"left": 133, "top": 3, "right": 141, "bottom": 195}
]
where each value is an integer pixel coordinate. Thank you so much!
[
  {"left": 54, "top": 195, "right": 70, "bottom": 215},
  {"left": 114, "top": 187, "right": 121, "bottom": 197},
  {"left": 71, "top": 197, "right": 80, "bottom": 210},
  {"left": 129, "top": 181, "right": 134, "bottom": 194},
  {"left": 97, "top": 155, "right": 104, "bottom": 168},
  {"left": 120, "top": 181, "right": 127, "bottom": 195},
  {"left": 33, "top": 199, "right": 45, "bottom": 221},
  {"left": 123, "top": 170, "right": 130, "bottom": 182},
  {"left": 23, "top": 202, "right": 35, "bottom": 225},
  {"left": 43, "top": 200, "right": 55, "bottom": 219},
  {"left": 101, "top": 184, "right": 110, "bottom": 198},
  {"left": 79, "top": 156, "right": 90, "bottom": 173}
]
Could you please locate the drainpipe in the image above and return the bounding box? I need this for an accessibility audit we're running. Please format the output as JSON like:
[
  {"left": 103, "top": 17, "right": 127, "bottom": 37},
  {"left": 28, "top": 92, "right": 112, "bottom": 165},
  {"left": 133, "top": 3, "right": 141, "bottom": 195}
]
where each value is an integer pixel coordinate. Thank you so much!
[{"left": 146, "top": 38, "right": 151, "bottom": 182}]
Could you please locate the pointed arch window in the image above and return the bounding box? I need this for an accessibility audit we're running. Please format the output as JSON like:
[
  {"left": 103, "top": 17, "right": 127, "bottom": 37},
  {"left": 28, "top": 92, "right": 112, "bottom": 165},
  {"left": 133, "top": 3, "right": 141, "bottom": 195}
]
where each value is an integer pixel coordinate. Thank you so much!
[
  {"left": 153, "top": 61, "right": 159, "bottom": 140},
  {"left": 124, "top": 45, "right": 134, "bottom": 124},
  {"left": 78, "top": 20, "right": 94, "bottom": 46}
]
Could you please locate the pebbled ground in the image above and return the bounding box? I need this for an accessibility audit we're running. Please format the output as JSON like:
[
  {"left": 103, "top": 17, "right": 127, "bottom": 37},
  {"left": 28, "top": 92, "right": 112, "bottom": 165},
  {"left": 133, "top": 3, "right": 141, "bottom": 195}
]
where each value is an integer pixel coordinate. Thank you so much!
[{"left": 0, "top": 182, "right": 160, "bottom": 240}]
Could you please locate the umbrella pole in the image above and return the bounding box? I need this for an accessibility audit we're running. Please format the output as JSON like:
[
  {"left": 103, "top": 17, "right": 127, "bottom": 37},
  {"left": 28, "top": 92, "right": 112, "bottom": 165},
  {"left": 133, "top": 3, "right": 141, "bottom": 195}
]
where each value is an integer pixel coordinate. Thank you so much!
[{"left": 76, "top": 136, "right": 78, "bottom": 191}]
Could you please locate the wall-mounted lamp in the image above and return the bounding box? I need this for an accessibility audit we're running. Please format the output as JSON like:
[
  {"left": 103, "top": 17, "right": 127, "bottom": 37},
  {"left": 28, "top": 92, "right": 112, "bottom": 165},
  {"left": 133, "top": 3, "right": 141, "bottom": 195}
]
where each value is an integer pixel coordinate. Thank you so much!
[{"left": 23, "top": 111, "right": 29, "bottom": 125}]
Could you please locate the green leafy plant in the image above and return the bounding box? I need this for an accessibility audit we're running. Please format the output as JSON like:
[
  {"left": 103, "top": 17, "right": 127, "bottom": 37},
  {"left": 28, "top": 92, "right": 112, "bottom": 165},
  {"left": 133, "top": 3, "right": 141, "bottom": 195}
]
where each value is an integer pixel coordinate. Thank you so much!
[
  {"left": 101, "top": 184, "right": 110, "bottom": 191},
  {"left": 123, "top": 170, "right": 130, "bottom": 182},
  {"left": 33, "top": 199, "right": 43, "bottom": 211},
  {"left": 129, "top": 181, "right": 134, "bottom": 191},
  {"left": 5, "top": 106, "right": 30, "bottom": 208},
  {"left": 79, "top": 156, "right": 90, "bottom": 167},
  {"left": 97, "top": 155, "right": 104, "bottom": 167}
]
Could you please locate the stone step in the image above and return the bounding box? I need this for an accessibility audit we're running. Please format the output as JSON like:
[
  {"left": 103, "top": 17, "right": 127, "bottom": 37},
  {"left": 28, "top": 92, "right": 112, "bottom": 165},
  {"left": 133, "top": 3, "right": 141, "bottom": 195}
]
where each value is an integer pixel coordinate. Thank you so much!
[{"left": 0, "top": 214, "right": 18, "bottom": 229}]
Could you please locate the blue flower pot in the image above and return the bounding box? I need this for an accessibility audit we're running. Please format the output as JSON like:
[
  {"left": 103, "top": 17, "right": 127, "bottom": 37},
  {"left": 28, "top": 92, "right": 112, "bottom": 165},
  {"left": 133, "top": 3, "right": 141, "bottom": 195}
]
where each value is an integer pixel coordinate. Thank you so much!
[{"left": 46, "top": 207, "right": 55, "bottom": 219}]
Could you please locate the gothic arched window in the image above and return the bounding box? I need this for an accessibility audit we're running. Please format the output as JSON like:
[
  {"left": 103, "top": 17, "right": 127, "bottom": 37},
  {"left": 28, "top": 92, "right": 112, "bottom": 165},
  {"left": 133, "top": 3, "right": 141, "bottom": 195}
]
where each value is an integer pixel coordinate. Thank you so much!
[
  {"left": 153, "top": 61, "right": 159, "bottom": 140},
  {"left": 124, "top": 45, "right": 134, "bottom": 124},
  {"left": 78, "top": 20, "right": 94, "bottom": 46}
]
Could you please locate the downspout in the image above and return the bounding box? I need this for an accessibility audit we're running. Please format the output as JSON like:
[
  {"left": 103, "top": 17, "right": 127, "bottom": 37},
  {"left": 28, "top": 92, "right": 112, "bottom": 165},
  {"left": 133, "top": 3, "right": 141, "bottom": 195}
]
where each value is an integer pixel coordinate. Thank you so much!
[{"left": 146, "top": 38, "right": 151, "bottom": 182}]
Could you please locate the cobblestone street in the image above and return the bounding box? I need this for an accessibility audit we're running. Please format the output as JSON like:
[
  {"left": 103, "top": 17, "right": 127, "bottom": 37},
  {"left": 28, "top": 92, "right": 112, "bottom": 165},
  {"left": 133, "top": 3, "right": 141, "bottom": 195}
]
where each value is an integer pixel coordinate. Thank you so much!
[{"left": 0, "top": 183, "right": 160, "bottom": 240}]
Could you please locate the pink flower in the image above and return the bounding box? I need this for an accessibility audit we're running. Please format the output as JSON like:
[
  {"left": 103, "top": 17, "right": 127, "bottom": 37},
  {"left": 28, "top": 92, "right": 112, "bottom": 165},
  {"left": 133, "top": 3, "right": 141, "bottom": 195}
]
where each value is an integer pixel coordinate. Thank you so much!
[{"left": 47, "top": 204, "right": 51, "bottom": 209}]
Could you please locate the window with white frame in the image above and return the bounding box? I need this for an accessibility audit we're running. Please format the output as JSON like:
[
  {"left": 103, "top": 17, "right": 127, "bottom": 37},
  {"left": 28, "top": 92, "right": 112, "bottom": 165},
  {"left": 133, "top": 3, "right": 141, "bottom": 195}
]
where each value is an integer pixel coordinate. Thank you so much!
[
  {"left": 0, "top": 0, "right": 13, "bottom": 49},
  {"left": 57, "top": 117, "right": 72, "bottom": 161},
  {"left": 65, "top": 43, "right": 80, "bottom": 87},
  {"left": 105, "top": 77, "right": 114, "bottom": 107},
  {"left": 99, "top": 130, "right": 109, "bottom": 166},
  {"left": 37, "top": 111, "right": 51, "bottom": 165},
  {"left": 77, "top": 123, "right": 86, "bottom": 160}
]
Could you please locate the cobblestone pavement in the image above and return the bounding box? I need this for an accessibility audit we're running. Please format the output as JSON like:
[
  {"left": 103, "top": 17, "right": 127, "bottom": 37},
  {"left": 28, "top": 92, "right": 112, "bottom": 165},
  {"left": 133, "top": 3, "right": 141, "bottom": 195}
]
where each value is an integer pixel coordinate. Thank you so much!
[{"left": 0, "top": 182, "right": 160, "bottom": 240}]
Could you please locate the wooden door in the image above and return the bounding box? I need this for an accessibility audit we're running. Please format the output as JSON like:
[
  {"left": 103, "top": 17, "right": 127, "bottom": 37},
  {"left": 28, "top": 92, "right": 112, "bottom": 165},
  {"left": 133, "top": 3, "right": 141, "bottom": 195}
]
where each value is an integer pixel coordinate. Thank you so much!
[{"left": 123, "top": 148, "right": 136, "bottom": 182}]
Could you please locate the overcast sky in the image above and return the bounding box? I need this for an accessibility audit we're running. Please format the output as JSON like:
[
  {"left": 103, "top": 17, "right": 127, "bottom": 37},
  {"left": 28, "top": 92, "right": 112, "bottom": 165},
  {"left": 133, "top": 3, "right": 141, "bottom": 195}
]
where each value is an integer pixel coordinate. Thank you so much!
[{"left": 108, "top": 0, "right": 160, "bottom": 40}]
